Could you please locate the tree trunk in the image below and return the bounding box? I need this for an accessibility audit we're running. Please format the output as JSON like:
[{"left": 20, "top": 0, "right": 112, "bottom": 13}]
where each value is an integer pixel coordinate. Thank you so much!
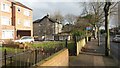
[
  {"left": 97, "top": 26, "right": 100, "bottom": 46},
  {"left": 93, "top": 24, "right": 97, "bottom": 39},
  {"left": 104, "top": 2, "right": 111, "bottom": 56},
  {"left": 105, "top": 13, "right": 110, "bottom": 56}
]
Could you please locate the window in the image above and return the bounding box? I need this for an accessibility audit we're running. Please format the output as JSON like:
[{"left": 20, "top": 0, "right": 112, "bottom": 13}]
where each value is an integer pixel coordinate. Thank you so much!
[
  {"left": 1, "top": 16, "right": 11, "bottom": 25},
  {"left": 17, "top": 7, "right": 21, "bottom": 12},
  {"left": 24, "top": 20, "right": 31, "bottom": 27},
  {"left": 17, "top": 19, "right": 21, "bottom": 24},
  {"left": 2, "top": 30, "right": 14, "bottom": 39},
  {"left": 24, "top": 9, "right": 30, "bottom": 16},
  {"left": 1, "top": 3, "right": 10, "bottom": 12}
]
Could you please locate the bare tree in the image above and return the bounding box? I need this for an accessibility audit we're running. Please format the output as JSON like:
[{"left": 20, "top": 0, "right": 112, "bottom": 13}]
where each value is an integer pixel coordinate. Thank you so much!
[
  {"left": 51, "top": 11, "right": 64, "bottom": 23},
  {"left": 104, "top": 1, "right": 118, "bottom": 56},
  {"left": 64, "top": 14, "right": 77, "bottom": 24},
  {"left": 104, "top": 2, "right": 112, "bottom": 56},
  {"left": 81, "top": 2, "right": 118, "bottom": 39}
]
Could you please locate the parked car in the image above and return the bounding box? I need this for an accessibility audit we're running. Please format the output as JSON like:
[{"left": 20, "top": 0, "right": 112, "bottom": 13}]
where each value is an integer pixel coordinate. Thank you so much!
[
  {"left": 14, "top": 36, "right": 34, "bottom": 43},
  {"left": 112, "top": 35, "right": 120, "bottom": 43}
]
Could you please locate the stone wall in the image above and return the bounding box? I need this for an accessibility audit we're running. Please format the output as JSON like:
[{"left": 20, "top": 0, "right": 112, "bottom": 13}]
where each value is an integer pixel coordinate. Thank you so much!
[{"left": 76, "top": 38, "right": 86, "bottom": 56}]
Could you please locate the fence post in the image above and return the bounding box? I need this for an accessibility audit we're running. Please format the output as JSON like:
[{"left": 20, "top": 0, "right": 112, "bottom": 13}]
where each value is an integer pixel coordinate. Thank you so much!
[
  {"left": 10, "top": 57, "right": 12, "bottom": 66},
  {"left": 74, "top": 36, "right": 77, "bottom": 56},
  {"left": 35, "top": 49, "right": 37, "bottom": 64},
  {"left": 4, "top": 49, "right": 7, "bottom": 68},
  {"left": 65, "top": 39, "right": 68, "bottom": 48}
]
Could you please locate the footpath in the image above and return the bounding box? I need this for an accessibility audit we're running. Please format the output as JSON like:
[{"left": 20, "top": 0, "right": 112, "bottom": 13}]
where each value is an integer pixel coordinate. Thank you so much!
[{"left": 69, "top": 39, "right": 118, "bottom": 68}]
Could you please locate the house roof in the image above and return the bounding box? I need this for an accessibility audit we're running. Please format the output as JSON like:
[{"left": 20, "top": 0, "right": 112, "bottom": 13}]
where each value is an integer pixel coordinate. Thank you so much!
[
  {"left": 14, "top": 2, "right": 32, "bottom": 10},
  {"left": 9, "top": 0, "right": 32, "bottom": 10},
  {"left": 33, "top": 15, "right": 60, "bottom": 24}
]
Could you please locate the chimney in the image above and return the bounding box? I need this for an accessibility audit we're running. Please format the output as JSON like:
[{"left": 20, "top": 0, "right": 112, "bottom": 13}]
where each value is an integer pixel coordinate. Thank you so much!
[
  {"left": 46, "top": 13, "right": 49, "bottom": 18},
  {"left": 56, "top": 19, "right": 58, "bottom": 22}
]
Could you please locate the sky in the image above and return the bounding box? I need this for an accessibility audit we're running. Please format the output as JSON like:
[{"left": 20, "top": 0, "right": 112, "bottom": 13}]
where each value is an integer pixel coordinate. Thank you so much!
[
  {"left": 15, "top": 0, "right": 119, "bottom": 28},
  {"left": 15, "top": 0, "right": 84, "bottom": 21}
]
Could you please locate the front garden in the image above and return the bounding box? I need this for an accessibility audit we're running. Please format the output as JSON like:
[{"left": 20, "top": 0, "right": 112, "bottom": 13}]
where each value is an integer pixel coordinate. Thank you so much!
[{"left": 0, "top": 40, "right": 76, "bottom": 67}]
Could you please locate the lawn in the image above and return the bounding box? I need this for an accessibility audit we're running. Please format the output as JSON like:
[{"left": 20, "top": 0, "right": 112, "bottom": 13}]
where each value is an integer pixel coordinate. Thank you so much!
[
  {"left": 0, "top": 41, "right": 66, "bottom": 54},
  {"left": 31, "top": 41, "right": 66, "bottom": 48},
  {"left": 0, "top": 41, "right": 75, "bottom": 56}
]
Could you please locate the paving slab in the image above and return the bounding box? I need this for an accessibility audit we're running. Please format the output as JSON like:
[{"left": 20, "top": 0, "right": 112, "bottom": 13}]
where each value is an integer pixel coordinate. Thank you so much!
[{"left": 69, "top": 39, "right": 118, "bottom": 67}]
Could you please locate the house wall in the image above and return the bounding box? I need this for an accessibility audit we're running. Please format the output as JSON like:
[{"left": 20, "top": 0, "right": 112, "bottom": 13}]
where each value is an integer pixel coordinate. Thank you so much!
[
  {"left": 54, "top": 23, "right": 62, "bottom": 34},
  {"left": 0, "top": 0, "right": 15, "bottom": 40},
  {"left": 0, "top": 0, "right": 33, "bottom": 40},
  {"left": 54, "top": 23, "right": 58, "bottom": 34},
  {"left": 33, "top": 18, "right": 54, "bottom": 37},
  {"left": 58, "top": 23, "right": 62, "bottom": 33},
  {"left": 13, "top": 4, "right": 33, "bottom": 37}
]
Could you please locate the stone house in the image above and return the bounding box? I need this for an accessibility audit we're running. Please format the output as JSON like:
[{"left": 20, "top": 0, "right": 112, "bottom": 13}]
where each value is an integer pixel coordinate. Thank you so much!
[{"left": 33, "top": 14, "right": 62, "bottom": 40}]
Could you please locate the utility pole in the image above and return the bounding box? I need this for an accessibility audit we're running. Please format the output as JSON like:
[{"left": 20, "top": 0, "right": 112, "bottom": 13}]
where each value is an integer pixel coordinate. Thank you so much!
[{"left": 104, "top": 1, "right": 111, "bottom": 56}]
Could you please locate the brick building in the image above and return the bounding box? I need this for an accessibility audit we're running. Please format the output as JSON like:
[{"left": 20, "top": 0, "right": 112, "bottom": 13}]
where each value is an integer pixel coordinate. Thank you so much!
[{"left": 0, "top": 0, "right": 33, "bottom": 40}]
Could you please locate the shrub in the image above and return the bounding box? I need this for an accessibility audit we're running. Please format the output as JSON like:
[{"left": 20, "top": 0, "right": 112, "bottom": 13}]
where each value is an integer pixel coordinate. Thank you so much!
[
  {"left": 72, "top": 30, "right": 85, "bottom": 37},
  {"left": 3, "top": 39, "right": 14, "bottom": 44}
]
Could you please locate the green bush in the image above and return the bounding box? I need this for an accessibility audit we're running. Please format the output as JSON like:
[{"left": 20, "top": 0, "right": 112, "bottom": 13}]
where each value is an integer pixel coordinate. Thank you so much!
[{"left": 72, "top": 30, "right": 85, "bottom": 37}]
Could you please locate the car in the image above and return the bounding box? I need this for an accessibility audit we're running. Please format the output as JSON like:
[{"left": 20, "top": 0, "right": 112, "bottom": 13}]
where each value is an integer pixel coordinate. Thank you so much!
[
  {"left": 14, "top": 36, "right": 34, "bottom": 43},
  {"left": 112, "top": 35, "right": 120, "bottom": 43}
]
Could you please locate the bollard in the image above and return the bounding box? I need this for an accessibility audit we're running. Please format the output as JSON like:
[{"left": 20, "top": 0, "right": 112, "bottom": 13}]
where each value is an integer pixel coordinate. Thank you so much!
[
  {"left": 10, "top": 57, "right": 12, "bottom": 66},
  {"left": 4, "top": 49, "right": 7, "bottom": 68}
]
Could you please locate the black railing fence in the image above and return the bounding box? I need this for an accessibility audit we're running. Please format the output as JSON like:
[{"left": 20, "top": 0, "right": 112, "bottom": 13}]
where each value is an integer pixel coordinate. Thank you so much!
[{"left": 0, "top": 40, "right": 68, "bottom": 68}]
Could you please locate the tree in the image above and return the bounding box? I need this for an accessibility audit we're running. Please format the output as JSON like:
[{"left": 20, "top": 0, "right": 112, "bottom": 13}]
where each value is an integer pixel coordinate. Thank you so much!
[
  {"left": 51, "top": 11, "right": 64, "bottom": 23},
  {"left": 80, "top": 1, "right": 118, "bottom": 42},
  {"left": 80, "top": 1, "right": 118, "bottom": 56},
  {"left": 104, "top": 2, "right": 111, "bottom": 56},
  {"left": 62, "top": 24, "right": 74, "bottom": 33},
  {"left": 80, "top": 2, "right": 105, "bottom": 39},
  {"left": 64, "top": 14, "right": 77, "bottom": 24},
  {"left": 103, "top": 1, "right": 118, "bottom": 56}
]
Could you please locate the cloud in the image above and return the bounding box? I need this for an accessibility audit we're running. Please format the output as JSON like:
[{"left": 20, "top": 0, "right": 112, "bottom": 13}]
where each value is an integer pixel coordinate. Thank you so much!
[
  {"left": 15, "top": 0, "right": 119, "bottom": 2},
  {"left": 15, "top": 0, "right": 83, "bottom": 20}
]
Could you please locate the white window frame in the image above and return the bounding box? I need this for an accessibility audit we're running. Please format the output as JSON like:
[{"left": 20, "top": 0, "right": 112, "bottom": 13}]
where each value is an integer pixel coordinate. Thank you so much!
[
  {"left": 24, "top": 9, "right": 30, "bottom": 16},
  {"left": 24, "top": 20, "right": 31, "bottom": 27},
  {"left": 1, "top": 16, "right": 11, "bottom": 25},
  {"left": 17, "top": 19, "right": 21, "bottom": 24},
  {"left": 2, "top": 30, "right": 14, "bottom": 39},
  {"left": 1, "top": 3, "right": 10, "bottom": 12}
]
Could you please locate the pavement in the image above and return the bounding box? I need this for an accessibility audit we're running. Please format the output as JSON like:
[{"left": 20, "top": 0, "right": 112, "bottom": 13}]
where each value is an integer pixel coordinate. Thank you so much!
[{"left": 69, "top": 39, "right": 119, "bottom": 67}]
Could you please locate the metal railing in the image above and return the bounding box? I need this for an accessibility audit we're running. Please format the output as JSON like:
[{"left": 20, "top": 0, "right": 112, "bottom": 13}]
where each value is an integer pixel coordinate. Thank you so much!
[{"left": 0, "top": 40, "right": 68, "bottom": 68}]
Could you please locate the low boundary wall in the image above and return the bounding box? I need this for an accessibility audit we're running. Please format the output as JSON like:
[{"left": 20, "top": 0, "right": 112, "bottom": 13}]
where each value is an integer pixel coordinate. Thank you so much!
[{"left": 33, "top": 48, "right": 69, "bottom": 67}]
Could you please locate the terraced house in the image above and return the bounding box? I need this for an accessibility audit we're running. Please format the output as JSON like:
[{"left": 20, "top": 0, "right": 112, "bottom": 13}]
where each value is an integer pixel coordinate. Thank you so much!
[{"left": 0, "top": 0, "right": 33, "bottom": 40}]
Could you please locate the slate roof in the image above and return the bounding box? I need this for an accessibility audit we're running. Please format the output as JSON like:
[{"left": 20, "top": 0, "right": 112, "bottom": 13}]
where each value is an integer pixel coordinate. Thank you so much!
[
  {"left": 13, "top": 2, "right": 32, "bottom": 10},
  {"left": 8, "top": 0, "right": 32, "bottom": 10},
  {"left": 33, "top": 15, "right": 57, "bottom": 23}
]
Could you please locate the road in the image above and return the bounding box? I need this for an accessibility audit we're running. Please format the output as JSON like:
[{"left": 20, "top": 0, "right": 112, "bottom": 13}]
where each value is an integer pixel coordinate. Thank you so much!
[{"left": 100, "top": 35, "right": 120, "bottom": 65}]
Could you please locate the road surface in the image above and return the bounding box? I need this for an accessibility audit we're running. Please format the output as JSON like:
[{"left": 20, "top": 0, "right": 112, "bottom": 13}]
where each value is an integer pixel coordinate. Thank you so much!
[{"left": 100, "top": 35, "right": 120, "bottom": 66}]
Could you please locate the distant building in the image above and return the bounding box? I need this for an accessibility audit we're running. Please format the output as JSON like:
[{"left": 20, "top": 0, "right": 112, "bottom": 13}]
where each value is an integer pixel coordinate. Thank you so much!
[
  {"left": 33, "top": 14, "right": 62, "bottom": 40},
  {"left": 0, "top": 0, "right": 33, "bottom": 40}
]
